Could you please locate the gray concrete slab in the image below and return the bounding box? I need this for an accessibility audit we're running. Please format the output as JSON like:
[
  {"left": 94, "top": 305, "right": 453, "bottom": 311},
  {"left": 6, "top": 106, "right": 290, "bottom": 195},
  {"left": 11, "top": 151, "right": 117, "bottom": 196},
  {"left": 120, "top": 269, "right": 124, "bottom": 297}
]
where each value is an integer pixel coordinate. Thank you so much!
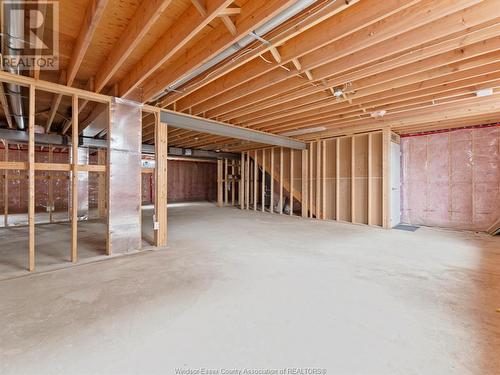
[{"left": 0, "top": 202, "right": 499, "bottom": 374}]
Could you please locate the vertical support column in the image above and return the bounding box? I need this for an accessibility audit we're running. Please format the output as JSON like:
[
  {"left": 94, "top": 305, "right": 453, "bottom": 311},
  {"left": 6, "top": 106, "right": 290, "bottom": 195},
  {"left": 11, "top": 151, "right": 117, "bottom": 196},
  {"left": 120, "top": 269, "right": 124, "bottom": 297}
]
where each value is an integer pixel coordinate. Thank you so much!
[
  {"left": 97, "top": 148, "right": 107, "bottom": 218},
  {"left": 217, "top": 159, "right": 223, "bottom": 207},
  {"left": 155, "top": 115, "right": 168, "bottom": 247},
  {"left": 245, "top": 152, "right": 250, "bottom": 209},
  {"left": 270, "top": 148, "right": 274, "bottom": 214},
  {"left": 3, "top": 140, "right": 8, "bottom": 227},
  {"left": 335, "top": 138, "right": 340, "bottom": 221},
  {"left": 302, "top": 149, "right": 308, "bottom": 218},
  {"left": 71, "top": 94, "right": 79, "bottom": 262},
  {"left": 351, "top": 136, "right": 356, "bottom": 224},
  {"left": 290, "top": 149, "right": 294, "bottom": 216},
  {"left": 240, "top": 152, "right": 245, "bottom": 209},
  {"left": 28, "top": 85, "right": 35, "bottom": 271},
  {"left": 253, "top": 150, "right": 257, "bottom": 211},
  {"left": 368, "top": 133, "right": 373, "bottom": 226},
  {"left": 322, "top": 140, "right": 326, "bottom": 220},
  {"left": 316, "top": 141, "right": 321, "bottom": 220},
  {"left": 261, "top": 149, "right": 265, "bottom": 212},
  {"left": 231, "top": 160, "right": 235, "bottom": 206},
  {"left": 279, "top": 147, "right": 283, "bottom": 214},
  {"left": 224, "top": 158, "right": 228, "bottom": 205},
  {"left": 48, "top": 146, "right": 54, "bottom": 223},
  {"left": 382, "top": 128, "right": 391, "bottom": 228},
  {"left": 309, "top": 143, "right": 313, "bottom": 218}
]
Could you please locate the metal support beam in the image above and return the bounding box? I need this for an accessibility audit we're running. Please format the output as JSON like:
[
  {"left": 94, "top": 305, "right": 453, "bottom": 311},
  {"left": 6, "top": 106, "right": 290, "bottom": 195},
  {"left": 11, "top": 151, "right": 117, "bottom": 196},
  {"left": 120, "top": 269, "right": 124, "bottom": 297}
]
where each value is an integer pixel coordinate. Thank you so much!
[{"left": 160, "top": 110, "right": 306, "bottom": 150}]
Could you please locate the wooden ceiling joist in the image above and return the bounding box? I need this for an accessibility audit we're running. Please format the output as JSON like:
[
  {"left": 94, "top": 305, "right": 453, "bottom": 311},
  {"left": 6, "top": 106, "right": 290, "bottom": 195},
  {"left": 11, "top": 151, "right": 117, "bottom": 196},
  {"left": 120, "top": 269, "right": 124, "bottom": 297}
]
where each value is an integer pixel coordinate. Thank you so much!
[{"left": 136, "top": 0, "right": 299, "bottom": 102}]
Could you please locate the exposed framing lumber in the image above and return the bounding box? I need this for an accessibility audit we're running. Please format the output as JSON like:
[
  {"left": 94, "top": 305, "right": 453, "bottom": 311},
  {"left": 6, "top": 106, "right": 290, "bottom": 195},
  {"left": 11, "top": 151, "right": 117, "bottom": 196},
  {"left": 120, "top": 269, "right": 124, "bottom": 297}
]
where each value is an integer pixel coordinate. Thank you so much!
[
  {"left": 382, "top": 128, "right": 391, "bottom": 228},
  {"left": 155, "top": 116, "right": 168, "bottom": 247},
  {"left": 279, "top": 147, "right": 283, "bottom": 214},
  {"left": 0, "top": 84, "right": 13, "bottom": 129},
  {"left": 138, "top": 0, "right": 297, "bottom": 102},
  {"left": 270, "top": 149, "right": 274, "bottom": 213},
  {"left": 224, "top": 158, "right": 229, "bottom": 205},
  {"left": 253, "top": 150, "right": 258, "bottom": 211},
  {"left": 28, "top": 85, "right": 35, "bottom": 271},
  {"left": 71, "top": 95, "right": 79, "bottom": 262},
  {"left": 240, "top": 152, "right": 245, "bottom": 209},
  {"left": 261, "top": 150, "right": 265, "bottom": 212},
  {"left": 119, "top": 0, "right": 234, "bottom": 99},
  {"left": 3, "top": 140, "right": 8, "bottom": 227},
  {"left": 301, "top": 149, "right": 308, "bottom": 218},
  {"left": 97, "top": 149, "right": 106, "bottom": 218},
  {"left": 245, "top": 152, "right": 250, "bottom": 209},
  {"left": 290, "top": 149, "right": 293, "bottom": 216},
  {"left": 217, "top": 159, "right": 223, "bottom": 207}
]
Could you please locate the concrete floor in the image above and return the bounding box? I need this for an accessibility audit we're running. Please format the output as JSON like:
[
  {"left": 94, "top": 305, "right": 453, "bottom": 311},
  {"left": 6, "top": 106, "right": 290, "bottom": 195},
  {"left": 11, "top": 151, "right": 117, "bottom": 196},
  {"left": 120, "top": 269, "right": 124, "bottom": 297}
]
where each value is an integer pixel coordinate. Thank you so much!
[{"left": 0, "top": 202, "right": 499, "bottom": 374}]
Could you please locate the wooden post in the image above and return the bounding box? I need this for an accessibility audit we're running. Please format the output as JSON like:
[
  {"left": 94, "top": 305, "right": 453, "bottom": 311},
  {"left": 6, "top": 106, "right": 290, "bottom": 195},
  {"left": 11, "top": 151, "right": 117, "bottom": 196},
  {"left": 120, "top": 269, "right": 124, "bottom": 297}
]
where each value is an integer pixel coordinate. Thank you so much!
[
  {"left": 154, "top": 116, "right": 168, "bottom": 247},
  {"left": 97, "top": 148, "right": 106, "bottom": 218},
  {"left": 253, "top": 150, "right": 257, "bottom": 211},
  {"left": 48, "top": 146, "right": 54, "bottom": 223},
  {"left": 71, "top": 94, "right": 78, "bottom": 262},
  {"left": 3, "top": 140, "right": 8, "bottom": 227},
  {"left": 316, "top": 141, "right": 321, "bottom": 219},
  {"left": 245, "top": 152, "right": 250, "bottom": 209},
  {"left": 368, "top": 133, "right": 373, "bottom": 226},
  {"left": 270, "top": 148, "right": 274, "bottom": 214},
  {"left": 335, "top": 138, "right": 340, "bottom": 221},
  {"left": 217, "top": 159, "right": 223, "bottom": 207},
  {"left": 351, "top": 136, "right": 356, "bottom": 223},
  {"left": 28, "top": 85, "right": 35, "bottom": 271},
  {"left": 290, "top": 149, "right": 294, "bottom": 216},
  {"left": 322, "top": 140, "right": 326, "bottom": 220},
  {"left": 231, "top": 160, "right": 235, "bottom": 206},
  {"left": 261, "top": 149, "right": 265, "bottom": 212},
  {"left": 224, "top": 158, "right": 228, "bottom": 205},
  {"left": 279, "top": 147, "right": 283, "bottom": 214},
  {"left": 240, "top": 152, "right": 245, "bottom": 209},
  {"left": 302, "top": 149, "right": 308, "bottom": 218},
  {"left": 309, "top": 143, "right": 313, "bottom": 218},
  {"left": 382, "top": 128, "right": 391, "bottom": 228}
]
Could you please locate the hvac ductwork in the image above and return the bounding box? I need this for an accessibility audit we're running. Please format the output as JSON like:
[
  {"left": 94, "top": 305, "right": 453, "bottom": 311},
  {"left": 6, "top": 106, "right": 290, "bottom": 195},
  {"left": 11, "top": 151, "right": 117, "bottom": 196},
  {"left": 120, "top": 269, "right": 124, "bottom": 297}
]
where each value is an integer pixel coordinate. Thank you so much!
[
  {"left": 160, "top": 0, "right": 319, "bottom": 97},
  {"left": 3, "top": 5, "right": 26, "bottom": 130}
]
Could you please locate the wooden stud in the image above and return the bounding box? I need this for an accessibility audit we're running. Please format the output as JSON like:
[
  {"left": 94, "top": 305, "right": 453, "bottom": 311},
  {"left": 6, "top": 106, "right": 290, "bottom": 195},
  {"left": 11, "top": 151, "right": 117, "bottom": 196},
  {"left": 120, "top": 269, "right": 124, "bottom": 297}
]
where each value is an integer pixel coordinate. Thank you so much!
[
  {"left": 367, "top": 133, "right": 373, "bottom": 226},
  {"left": 301, "top": 149, "right": 308, "bottom": 218},
  {"left": 231, "top": 159, "right": 235, "bottom": 206},
  {"left": 28, "top": 85, "right": 35, "bottom": 271},
  {"left": 245, "top": 152, "right": 250, "bottom": 209},
  {"left": 3, "top": 140, "right": 8, "bottom": 227},
  {"left": 98, "top": 149, "right": 107, "bottom": 218},
  {"left": 279, "top": 147, "right": 283, "bottom": 214},
  {"left": 217, "top": 159, "right": 223, "bottom": 207},
  {"left": 240, "top": 152, "right": 245, "bottom": 209},
  {"left": 335, "top": 138, "right": 340, "bottom": 221},
  {"left": 351, "top": 136, "right": 356, "bottom": 223},
  {"left": 262, "top": 149, "right": 265, "bottom": 212},
  {"left": 253, "top": 150, "right": 257, "bottom": 211},
  {"left": 382, "top": 128, "right": 391, "bottom": 228},
  {"left": 322, "top": 140, "right": 326, "bottom": 220},
  {"left": 290, "top": 149, "right": 294, "bottom": 216},
  {"left": 309, "top": 143, "right": 313, "bottom": 218},
  {"left": 224, "top": 158, "right": 228, "bottom": 205},
  {"left": 71, "top": 94, "right": 79, "bottom": 262},
  {"left": 155, "top": 116, "right": 168, "bottom": 247},
  {"left": 270, "top": 148, "right": 274, "bottom": 214},
  {"left": 48, "top": 146, "right": 54, "bottom": 223},
  {"left": 316, "top": 141, "right": 321, "bottom": 219}
]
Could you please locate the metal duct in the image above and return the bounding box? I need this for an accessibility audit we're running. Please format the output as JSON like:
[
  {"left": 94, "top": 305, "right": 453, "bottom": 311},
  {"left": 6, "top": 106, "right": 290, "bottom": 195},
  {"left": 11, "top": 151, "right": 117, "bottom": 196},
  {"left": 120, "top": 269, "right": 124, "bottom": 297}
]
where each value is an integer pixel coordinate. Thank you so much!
[
  {"left": 161, "top": 0, "right": 319, "bottom": 96},
  {"left": 3, "top": 5, "right": 26, "bottom": 130}
]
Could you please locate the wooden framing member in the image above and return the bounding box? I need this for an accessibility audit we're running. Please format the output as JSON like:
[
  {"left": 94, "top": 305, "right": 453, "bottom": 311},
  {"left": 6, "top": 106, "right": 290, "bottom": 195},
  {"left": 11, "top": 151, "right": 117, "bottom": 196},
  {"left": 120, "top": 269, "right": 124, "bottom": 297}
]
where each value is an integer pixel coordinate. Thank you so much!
[
  {"left": 155, "top": 117, "right": 168, "bottom": 247},
  {"left": 253, "top": 150, "right": 258, "bottom": 211},
  {"left": 48, "top": 146, "right": 54, "bottom": 223},
  {"left": 351, "top": 136, "right": 356, "bottom": 223},
  {"left": 28, "top": 85, "right": 35, "bottom": 271},
  {"left": 240, "top": 152, "right": 245, "bottom": 209},
  {"left": 316, "top": 141, "right": 321, "bottom": 219},
  {"left": 335, "top": 138, "right": 340, "bottom": 220},
  {"left": 279, "top": 147, "right": 283, "bottom": 214},
  {"left": 322, "top": 140, "right": 326, "bottom": 220},
  {"left": 382, "top": 128, "right": 391, "bottom": 228},
  {"left": 71, "top": 95, "right": 78, "bottom": 262},
  {"left": 3, "top": 140, "right": 8, "bottom": 227},
  {"left": 367, "top": 133, "right": 373, "bottom": 226},
  {"left": 270, "top": 149, "right": 274, "bottom": 213},
  {"left": 309, "top": 142, "right": 313, "bottom": 218},
  {"left": 224, "top": 158, "right": 228, "bottom": 205},
  {"left": 217, "top": 159, "right": 223, "bottom": 207},
  {"left": 301, "top": 149, "right": 308, "bottom": 218},
  {"left": 231, "top": 160, "right": 235, "bottom": 206},
  {"left": 290, "top": 149, "right": 294, "bottom": 216},
  {"left": 245, "top": 152, "right": 250, "bottom": 209},
  {"left": 261, "top": 149, "right": 265, "bottom": 212}
]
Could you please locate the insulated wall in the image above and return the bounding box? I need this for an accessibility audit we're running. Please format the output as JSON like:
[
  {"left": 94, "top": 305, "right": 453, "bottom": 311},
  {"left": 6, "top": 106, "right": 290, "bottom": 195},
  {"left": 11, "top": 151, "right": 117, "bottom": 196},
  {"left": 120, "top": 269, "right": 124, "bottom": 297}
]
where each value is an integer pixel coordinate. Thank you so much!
[{"left": 401, "top": 126, "right": 500, "bottom": 231}]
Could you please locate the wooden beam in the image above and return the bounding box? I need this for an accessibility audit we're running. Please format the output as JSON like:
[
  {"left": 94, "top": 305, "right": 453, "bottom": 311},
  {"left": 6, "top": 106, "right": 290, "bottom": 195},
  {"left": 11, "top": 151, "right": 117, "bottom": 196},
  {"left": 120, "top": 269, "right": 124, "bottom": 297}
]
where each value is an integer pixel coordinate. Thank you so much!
[
  {"left": 98, "top": 148, "right": 106, "bottom": 218},
  {"left": 28, "top": 85, "right": 35, "bottom": 272},
  {"left": 48, "top": 146, "right": 54, "bottom": 223},
  {"left": 290, "top": 149, "right": 293, "bottom": 216},
  {"left": 119, "top": 0, "right": 234, "bottom": 99},
  {"left": 270, "top": 148, "right": 274, "bottom": 213},
  {"left": 221, "top": 16, "right": 237, "bottom": 36},
  {"left": 3, "top": 140, "right": 8, "bottom": 227},
  {"left": 367, "top": 133, "right": 373, "bottom": 226},
  {"left": 335, "top": 138, "right": 340, "bottom": 220},
  {"left": 279, "top": 147, "right": 283, "bottom": 214},
  {"left": 322, "top": 140, "right": 326, "bottom": 220},
  {"left": 351, "top": 136, "right": 355, "bottom": 223},
  {"left": 269, "top": 46, "right": 282, "bottom": 64},
  {"left": 190, "top": 0, "right": 207, "bottom": 17},
  {"left": 224, "top": 158, "right": 229, "bottom": 204},
  {"left": 245, "top": 152, "right": 250, "bottom": 209},
  {"left": 71, "top": 95, "right": 79, "bottom": 262},
  {"left": 301, "top": 149, "right": 308, "bottom": 218},
  {"left": 138, "top": 0, "right": 297, "bottom": 102},
  {"left": 155, "top": 117, "right": 168, "bottom": 246},
  {"left": 316, "top": 141, "right": 320, "bottom": 219},
  {"left": 382, "top": 128, "right": 391, "bottom": 228},
  {"left": 0, "top": 84, "right": 13, "bottom": 129},
  {"left": 253, "top": 150, "right": 258, "bottom": 211},
  {"left": 261, "top": 150, "right": 265, "bottom": 212},
  {"left": 217, "top": 159, "right": 223, "bottom": 207},
  {"left": 94, "top": 0, "right": 174, "bottom": 93}
]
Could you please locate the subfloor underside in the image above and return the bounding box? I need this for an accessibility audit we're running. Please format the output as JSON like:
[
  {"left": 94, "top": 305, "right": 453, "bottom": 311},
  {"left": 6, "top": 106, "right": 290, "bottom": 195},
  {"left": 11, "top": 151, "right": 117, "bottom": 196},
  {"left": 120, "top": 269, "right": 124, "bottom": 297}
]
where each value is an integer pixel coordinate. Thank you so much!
[{"left": 1, "top": 202, "right": 499, "bottom": 374}]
